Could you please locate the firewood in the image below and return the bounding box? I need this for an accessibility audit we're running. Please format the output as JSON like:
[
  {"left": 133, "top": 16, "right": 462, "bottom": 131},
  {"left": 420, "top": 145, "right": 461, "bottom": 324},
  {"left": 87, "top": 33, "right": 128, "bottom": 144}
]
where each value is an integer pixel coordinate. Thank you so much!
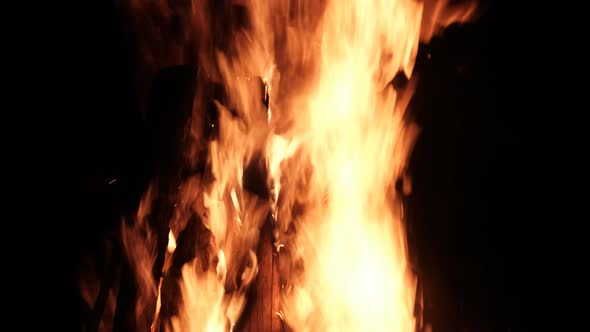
[{"left": 114, "top": 65, "right": 198, "bottom": 332}]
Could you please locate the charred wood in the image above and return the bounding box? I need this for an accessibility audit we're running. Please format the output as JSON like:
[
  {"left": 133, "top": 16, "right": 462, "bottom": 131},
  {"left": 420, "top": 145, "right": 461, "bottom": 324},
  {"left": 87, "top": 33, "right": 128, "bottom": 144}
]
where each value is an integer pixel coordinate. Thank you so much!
[{"left": 114, "top": 65, "right": 198, "bottom": 332}]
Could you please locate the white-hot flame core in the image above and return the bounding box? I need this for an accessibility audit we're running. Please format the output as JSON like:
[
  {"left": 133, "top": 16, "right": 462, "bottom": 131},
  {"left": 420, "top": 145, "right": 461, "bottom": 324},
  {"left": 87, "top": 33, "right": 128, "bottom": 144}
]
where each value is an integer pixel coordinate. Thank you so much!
[
  {"left": 167, "top": 230, "right": 177, "bottom": 253},
  {"left": 276, "top": 0, "right": 422, "bottom": 330}
]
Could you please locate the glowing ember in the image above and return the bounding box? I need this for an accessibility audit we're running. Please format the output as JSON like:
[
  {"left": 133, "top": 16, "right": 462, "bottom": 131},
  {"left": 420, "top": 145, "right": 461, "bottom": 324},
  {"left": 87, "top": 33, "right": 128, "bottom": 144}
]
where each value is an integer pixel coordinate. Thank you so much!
[{"left": 82, "top": 0, "right": 476, "bottom": 331}]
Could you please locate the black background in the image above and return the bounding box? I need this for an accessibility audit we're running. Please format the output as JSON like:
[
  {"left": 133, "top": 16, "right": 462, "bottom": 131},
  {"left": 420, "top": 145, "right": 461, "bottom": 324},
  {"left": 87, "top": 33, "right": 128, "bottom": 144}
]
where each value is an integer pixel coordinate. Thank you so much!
[{"left": 1, "top": 1, "right": 586, "bottom": 331}]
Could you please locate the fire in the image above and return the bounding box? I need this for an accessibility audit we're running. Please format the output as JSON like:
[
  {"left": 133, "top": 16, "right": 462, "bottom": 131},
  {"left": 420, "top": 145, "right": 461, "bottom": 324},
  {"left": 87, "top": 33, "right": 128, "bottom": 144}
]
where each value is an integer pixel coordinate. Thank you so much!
[
  {"left": 82, "top": 0, "right": 476, "bottom": 331},
  {"left": 273, "top": 0, "right": 422, "bottom": 330}
]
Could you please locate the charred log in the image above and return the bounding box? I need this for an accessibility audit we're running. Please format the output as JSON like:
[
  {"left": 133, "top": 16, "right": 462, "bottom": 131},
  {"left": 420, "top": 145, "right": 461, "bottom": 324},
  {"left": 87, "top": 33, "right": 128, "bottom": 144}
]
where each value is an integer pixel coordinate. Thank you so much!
[
  {"left": 87, "top": 238, "right": 120, "bottom": 332},
  {"left": 114, "top": 65, "right": 198, "bottom": 332}
]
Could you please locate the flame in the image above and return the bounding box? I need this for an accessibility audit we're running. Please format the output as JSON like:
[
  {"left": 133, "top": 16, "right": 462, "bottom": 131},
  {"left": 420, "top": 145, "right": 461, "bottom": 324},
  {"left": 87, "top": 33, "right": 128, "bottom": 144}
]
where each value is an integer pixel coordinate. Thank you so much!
[
  {"left": 420, "top": 0, "right": 478, "bottom": 42},
  {"left": 272, "top": 0, "right": 422, "bottom": 330},
  {"left": 265, "top": 0, "right": 476, "bottom": 331},
  {"left": 120, "top": 185, "right": 159, "bottom": 331},
  {"left": 82, "top": 0, "right": 477, "bottom": 331}
]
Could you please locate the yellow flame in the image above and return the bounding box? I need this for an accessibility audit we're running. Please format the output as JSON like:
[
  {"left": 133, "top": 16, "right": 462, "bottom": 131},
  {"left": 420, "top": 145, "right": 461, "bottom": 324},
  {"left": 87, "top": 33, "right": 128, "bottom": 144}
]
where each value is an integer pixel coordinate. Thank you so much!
[
  {"left": 170, "top": 252, "right": 228, "bottom": 332},
  {"left": 274, "top": 0, "right": 422, "bottom": 330}
]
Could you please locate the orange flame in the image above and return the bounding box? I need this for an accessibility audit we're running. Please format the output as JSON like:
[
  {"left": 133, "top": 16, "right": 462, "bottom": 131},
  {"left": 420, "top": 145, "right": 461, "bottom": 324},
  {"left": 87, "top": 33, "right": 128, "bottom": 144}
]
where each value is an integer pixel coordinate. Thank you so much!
[
  {"left": 420, "top": 0, "right": 478, "bottom": 42},
  {"left": 121, "top": 185, "right": 159, "bottom": 331}
]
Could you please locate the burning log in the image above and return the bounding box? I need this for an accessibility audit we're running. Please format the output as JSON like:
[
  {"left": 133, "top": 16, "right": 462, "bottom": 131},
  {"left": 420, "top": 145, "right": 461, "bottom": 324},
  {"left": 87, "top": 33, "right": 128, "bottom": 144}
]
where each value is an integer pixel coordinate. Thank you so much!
[
  {"left": 114, "top": 65, "right": 198, "bottom": 332},
  {"left": 86, "top": 240, "right": 120, "bottom": 332},
  {"left": 108, "top": 56, "right": 275, "bottom": 330},
  {"left": 234, "top": 216, "right": 284, "bottom": 332}
]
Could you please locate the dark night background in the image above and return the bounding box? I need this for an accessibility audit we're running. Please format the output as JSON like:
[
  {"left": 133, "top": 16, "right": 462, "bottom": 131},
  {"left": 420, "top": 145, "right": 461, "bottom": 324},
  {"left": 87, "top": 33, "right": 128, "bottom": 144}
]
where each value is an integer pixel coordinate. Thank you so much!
[{"left": 1, "top": 1, "right": 586, "bottom": 331}]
